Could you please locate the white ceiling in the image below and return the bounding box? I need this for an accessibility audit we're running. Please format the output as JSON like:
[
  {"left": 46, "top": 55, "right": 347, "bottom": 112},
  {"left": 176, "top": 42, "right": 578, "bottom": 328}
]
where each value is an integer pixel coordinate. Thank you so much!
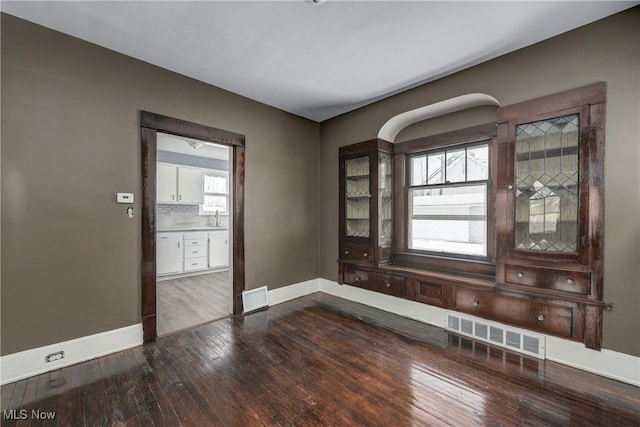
[
  {"left": 158, "top": 133, "right": 230, "bottom": 160},
  {"left": 2, "top": 1, "right": 637, "bottom": 122}
]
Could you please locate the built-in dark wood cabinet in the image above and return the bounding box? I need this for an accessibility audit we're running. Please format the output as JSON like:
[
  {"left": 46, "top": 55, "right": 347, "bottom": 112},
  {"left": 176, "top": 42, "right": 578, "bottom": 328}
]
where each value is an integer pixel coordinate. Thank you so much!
[
  {"left": 495, "top": 82, "right": 606, "bottom": 349},
  {"left": 339, "top": 139, "right": 394, "bottom": 267},
  {"left": 338, "top": 83, "right": 606, "bottom": 350}
]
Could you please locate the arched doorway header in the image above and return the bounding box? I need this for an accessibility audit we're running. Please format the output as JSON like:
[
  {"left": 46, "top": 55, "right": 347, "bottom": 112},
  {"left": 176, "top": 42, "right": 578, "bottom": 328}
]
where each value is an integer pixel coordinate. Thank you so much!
[{"left": 377, "top": 93, "right": 501, "bottom": 142}]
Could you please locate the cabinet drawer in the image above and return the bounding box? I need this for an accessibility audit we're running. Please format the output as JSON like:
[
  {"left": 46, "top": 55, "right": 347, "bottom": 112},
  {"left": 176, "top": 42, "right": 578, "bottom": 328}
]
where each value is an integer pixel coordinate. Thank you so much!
[
  {"left": 341, "top": 242, "right": 373, "bottom": 262},
  {"left": 344, "top": 266, "right": 405, "bottom": 298},
  {"left": 455, "top": 288, "right": 573, "bottom": 338},
  {"left": 185, "top": 247, "right": 206, "bottom": 259},
  {"left": 184, "top": 232, "right": 207, "bottom": 240},
  {"left": 505, "top": 265, "right": 590, "bottom": 295},
  {"left": 184, "top": 257, "right": 207, "bottom": 271},
  {"left": 157, "top": 233, "right": 182, "bottom": 243},
  {"left": 185, "top": 238, "right": 207, "bottom": 247},
  {"left": 408, "top": 279, "right": 443, "bottom": 305}
]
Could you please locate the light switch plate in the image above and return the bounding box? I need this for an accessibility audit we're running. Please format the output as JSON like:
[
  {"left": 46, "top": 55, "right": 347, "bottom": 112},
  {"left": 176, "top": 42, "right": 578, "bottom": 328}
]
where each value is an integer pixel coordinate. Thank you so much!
[{"left": 116, "top": 192, "right": 134, "bottom": 203}]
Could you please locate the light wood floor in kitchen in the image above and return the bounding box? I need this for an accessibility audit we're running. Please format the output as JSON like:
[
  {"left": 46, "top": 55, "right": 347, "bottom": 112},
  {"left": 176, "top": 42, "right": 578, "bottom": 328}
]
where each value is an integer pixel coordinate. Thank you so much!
[{"left": 157, "top": 271, "right": 231, "bottom": 337}]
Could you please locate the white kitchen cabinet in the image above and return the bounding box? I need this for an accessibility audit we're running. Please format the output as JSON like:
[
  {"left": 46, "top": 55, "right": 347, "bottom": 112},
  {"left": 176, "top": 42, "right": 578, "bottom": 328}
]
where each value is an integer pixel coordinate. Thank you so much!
[
  {"left": 157, "top": 164, "right": 204, "bottom": 204},
  {"left": 209, "top": 230, "right": 229, "bottom": 268},
  {"left": 184, "top": 232, "right": 207, "bottom": 272},
  {"left": 177, "top": 167, "right": 204, "bottom": 204},
  {"left": 157, "top": 163, "right": 178, "bottom": 203},
  {"left": 157, "top": 233, "right": 183, "bottom": 275}
]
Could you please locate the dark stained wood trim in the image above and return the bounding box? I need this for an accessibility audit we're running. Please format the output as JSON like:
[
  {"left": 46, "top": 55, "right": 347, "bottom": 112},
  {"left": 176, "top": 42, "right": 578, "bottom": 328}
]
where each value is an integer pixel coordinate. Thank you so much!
[
  {"left": 394, "top": 122, "right": 497, "bottom": 155},
  {"left": 141, "top": 127, "right": 157, "bottom": 343},
  {"left": 588, "top": 102, "right": 606, "bottom": 302},
  {"left": 140, "top": 111, "right": 245, "bottom": 147},
  {"left": 392, "top": 152, "right": 405, "bottom": 254},
  {"left": 140, "top": 111, "right": 246, "bottom": 343},
  {"left": 392, "top": 252, "right": 496, "bottom": 279},
  {"left": 232, "top": 146, "right": 246, "bottom": 315},
  {"left": 497, "top": 82, "right": 606, "bottom": 123},
  {"left": 338, "top": 138, "right": 392, "bottom": 157}
]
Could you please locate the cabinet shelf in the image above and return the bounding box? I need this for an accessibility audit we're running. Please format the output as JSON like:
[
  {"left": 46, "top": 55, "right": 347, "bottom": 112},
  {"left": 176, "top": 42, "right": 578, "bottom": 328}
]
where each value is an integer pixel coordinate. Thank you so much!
[
  {"left": 346, "top": 174, "right": 370, "bottom": 181},
  {"left": 515, "top": 145, "right": 578, "bottom": 162}
]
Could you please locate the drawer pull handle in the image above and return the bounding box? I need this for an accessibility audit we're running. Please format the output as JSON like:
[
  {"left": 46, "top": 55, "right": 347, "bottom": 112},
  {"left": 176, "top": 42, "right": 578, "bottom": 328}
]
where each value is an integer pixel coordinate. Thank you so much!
[
  {"left": 385, "top": 282, "right": 391, "bottom": 288},
  {"left": 537, "top": 314, "right": 545, "bottom": 322},
  {"left": 472, "top": 299, "right": 480, "bottom": 307},
  {"left": 363, "top": 252, "right": 368, "bottom": 257},
  {"left": 566, "top": 278, "right": 574, "bottom": 285},
  {"left": 355, "top": 276, "right": 361, "bottom": 282},
  {"left": 517, "top": 272, "right": 524, "bottom": 278},
  {"left": 507, "top": 184, "right": 514, "bottom": 190},
  {"left": 344, "top": 250, "right": 349, "bottom": 255}
]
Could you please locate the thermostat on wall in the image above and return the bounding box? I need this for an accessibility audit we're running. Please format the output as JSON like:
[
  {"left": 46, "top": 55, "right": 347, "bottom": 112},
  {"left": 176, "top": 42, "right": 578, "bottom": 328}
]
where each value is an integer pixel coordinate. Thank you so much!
[{"left": 116, "top": 192, "right": 135, "bottom": 203}]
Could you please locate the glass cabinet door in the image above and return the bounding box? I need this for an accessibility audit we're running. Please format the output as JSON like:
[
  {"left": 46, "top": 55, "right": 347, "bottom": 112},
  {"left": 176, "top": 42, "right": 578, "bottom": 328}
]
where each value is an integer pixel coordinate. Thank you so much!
[
  {"left": 379, "top": 153, "right": 393, "bottom": 244},
  {"left": 345, "top": 156, "right": 370, "bottom": 238},
  {"left": 514, "top": 114, "right": 579, "bottom": 252}
]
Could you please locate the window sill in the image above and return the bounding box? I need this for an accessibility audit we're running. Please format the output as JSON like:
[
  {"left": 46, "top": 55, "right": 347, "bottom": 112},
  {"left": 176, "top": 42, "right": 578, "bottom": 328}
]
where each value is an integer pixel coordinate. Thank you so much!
[{"left": 392, "top": 251, "right": 496, "bottom": 280}]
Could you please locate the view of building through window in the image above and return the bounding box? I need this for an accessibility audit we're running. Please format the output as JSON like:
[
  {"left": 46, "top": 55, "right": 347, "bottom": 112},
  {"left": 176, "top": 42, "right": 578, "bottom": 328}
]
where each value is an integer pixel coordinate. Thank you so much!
[
  {"left": 408, "top": 142, "right": 489, "bottom": 256},
  {"left": 201, "top": 173, "right": 228, "bottom": 213}
]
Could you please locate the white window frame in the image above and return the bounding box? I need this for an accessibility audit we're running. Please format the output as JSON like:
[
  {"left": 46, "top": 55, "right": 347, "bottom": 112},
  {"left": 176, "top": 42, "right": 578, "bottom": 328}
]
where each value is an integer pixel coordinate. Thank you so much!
[{"left": 199, "top": 170, "right": 229, "bottom": 215}]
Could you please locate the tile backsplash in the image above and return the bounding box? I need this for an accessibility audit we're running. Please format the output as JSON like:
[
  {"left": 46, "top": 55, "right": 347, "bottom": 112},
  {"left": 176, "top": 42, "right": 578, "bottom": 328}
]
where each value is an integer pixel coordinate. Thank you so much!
[{"left": 157, "top": 204, "right": 229, "bottom": 229}]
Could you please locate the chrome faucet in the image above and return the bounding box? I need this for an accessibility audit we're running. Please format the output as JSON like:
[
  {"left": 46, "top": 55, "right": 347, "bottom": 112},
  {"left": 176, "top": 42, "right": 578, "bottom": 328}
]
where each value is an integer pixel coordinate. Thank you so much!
[{"left": 214, "top": 210, "right": 220, "bottom": 227}]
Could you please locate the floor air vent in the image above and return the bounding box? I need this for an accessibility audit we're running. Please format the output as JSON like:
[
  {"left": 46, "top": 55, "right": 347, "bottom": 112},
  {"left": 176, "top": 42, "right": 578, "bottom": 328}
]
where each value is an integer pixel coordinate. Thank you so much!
[
  {"left": 242, "top": 286, "right": 269, "bottom": 314},
  {"left": 444, "top": 311, "right": 545, "bottom": 359}
]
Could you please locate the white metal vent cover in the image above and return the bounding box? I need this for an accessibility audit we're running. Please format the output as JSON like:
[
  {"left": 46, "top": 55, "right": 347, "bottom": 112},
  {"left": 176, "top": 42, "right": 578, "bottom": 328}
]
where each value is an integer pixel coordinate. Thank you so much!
[
  {"left": 444, "top": 311, "right": 546, "bottom": 359},
  {"left": 242, "top": 286, "right": 269, "bottom": 314}
]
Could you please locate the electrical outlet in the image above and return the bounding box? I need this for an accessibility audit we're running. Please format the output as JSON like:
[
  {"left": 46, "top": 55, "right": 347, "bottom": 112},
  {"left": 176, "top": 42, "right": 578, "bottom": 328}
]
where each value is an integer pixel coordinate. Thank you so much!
[{"left": 45, "top": 351, "right": 64, "bottom": 363}]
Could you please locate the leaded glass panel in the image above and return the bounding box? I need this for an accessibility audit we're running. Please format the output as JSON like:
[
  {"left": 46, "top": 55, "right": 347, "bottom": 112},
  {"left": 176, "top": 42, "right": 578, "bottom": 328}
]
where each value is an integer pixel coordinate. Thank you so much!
[
  {"left": 380, "top": 153, "right": 393, "bottom": 242},
  {"left": 345, "top": 156, "right": 370, "bottom": 238},
  {"left": 514, "top": 114, "right": 579, "bottom": 252}
]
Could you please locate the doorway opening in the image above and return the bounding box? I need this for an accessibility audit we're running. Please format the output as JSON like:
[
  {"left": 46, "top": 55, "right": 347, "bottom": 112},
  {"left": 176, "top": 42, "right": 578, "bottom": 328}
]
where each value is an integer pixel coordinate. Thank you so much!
[
  {"left": 155, "top": 133, "right": 232, "bottom": 336},
  {"left": 140, "top": 111, "right": 246, "bottom": 343}
]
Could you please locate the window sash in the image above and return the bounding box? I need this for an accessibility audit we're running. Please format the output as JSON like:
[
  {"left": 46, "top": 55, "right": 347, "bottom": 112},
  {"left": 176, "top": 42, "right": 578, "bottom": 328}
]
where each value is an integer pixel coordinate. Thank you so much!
[{"left": 407, "top": 142, "right": 489, "bottom": 257}]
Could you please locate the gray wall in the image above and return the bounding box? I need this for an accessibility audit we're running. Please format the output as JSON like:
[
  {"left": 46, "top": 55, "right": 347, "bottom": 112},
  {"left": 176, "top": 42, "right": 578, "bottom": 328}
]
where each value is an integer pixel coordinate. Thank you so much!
[
  {"left": 319, "top": 8, "right": 640, "bottom": 356},
  {"left": 1, "top": 14, "right": 319, "bottom": 355}
]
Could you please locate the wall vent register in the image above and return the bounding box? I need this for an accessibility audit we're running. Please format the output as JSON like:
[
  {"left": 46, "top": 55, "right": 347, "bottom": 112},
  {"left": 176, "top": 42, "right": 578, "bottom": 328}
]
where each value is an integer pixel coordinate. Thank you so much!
[{"left": 445, "top": 312, "right": 546, "bottom": 358}]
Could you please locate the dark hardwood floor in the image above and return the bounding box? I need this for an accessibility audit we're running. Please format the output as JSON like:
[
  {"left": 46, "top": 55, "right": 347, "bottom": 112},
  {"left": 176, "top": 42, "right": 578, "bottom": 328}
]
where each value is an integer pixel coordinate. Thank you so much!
[
  {"left": 157, "top": 271, "right": 230, "bottom": 337},
  {"left": 2, "top": 293, "right": 639, "bottom": 426}
]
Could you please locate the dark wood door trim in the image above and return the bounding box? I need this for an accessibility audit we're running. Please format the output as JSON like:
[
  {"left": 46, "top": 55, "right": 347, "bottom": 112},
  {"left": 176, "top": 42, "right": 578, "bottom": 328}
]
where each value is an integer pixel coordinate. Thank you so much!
[{"left": 140, "top": 111, "right": 246, "bottom": 343}]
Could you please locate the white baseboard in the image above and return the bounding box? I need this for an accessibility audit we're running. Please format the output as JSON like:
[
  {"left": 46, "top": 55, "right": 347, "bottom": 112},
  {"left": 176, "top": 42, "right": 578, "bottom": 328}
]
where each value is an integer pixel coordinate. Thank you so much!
[
  {"left": 268, "top": 278, "right": 320, "bottom": 306},
  {"left": 545, "top": 337, "right": 640, "bottom": 386},
  {"left": 318, "top": 278, "right": 640, "bottom": 387},
  {"left": 0, "top": 324, "right": 143, "bottom": 385}
]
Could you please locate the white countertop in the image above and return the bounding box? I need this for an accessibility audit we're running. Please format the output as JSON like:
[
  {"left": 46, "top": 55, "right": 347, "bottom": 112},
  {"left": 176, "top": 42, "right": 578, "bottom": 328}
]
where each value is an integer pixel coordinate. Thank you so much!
[{"left": 158, "top": 227, "right": 228, "bottom": 232}]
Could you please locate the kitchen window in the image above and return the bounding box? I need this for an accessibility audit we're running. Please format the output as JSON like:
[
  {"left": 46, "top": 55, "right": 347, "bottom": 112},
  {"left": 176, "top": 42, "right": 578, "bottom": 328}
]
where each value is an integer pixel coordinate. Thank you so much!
[
  {"left": 407, "top": 141, "right": 490, "bottom": 257},
  {"left": 200, "top": 172, "right": 228, "bottom": 214}
]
